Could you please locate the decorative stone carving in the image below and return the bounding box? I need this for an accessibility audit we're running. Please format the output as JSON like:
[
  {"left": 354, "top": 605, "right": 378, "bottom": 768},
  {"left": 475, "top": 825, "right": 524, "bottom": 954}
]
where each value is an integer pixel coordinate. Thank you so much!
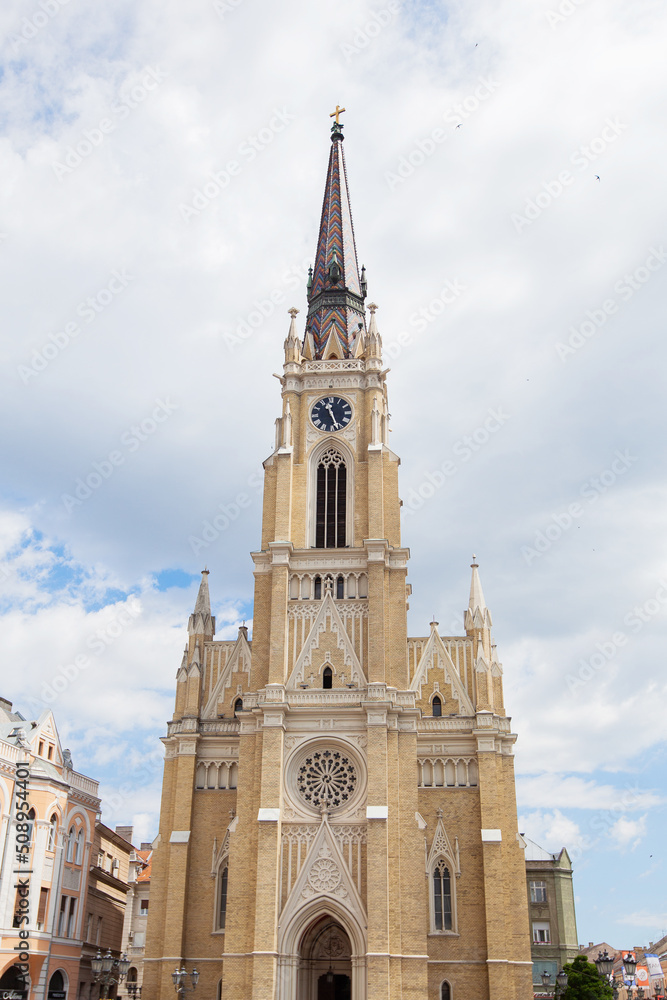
[{"left": 302, "top": 843, "right": 348, "bottom": 900}]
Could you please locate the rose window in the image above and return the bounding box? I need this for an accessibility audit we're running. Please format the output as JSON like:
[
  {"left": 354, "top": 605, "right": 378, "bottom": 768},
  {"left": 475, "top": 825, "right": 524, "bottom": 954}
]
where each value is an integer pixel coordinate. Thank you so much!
[{"left": 296, "top": 750, "right": 357, "bottom": 809}]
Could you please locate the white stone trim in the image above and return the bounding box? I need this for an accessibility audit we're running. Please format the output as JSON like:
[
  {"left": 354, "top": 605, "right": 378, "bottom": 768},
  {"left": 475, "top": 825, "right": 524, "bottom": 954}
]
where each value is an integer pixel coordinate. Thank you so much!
[
  {"left": 481, "top": 829, "right": 502, "bottom": 842},
  {"left": 366, "top": 806, "right": 388, "bottom": 819},
  {"left": 257, "top": 808, "right": 281, "bottom": 822},
  {"left": 169, "top": 831, "right": 190, "bottom": 843}
]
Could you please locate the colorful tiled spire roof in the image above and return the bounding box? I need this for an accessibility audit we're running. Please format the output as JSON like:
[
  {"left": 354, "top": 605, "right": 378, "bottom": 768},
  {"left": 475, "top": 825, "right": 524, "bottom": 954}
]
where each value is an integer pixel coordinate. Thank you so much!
[{"left": 303, "top": 120, "right": 367, "bottom": 360}]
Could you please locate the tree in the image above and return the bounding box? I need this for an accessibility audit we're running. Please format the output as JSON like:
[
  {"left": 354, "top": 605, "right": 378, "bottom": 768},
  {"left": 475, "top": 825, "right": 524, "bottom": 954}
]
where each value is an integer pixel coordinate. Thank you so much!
[{"left": 561, "top": 955, "right": 614, "bottom": 1000}]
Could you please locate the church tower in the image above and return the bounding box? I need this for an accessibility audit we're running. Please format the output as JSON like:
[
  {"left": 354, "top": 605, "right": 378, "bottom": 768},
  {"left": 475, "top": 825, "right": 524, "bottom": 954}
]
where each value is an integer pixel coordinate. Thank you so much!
[{"left": 144, "top": 115, "right": 532, "bottom": 1000}]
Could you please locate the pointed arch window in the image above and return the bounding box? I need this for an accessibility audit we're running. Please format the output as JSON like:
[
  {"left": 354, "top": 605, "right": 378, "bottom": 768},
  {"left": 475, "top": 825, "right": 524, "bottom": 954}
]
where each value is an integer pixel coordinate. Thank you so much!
[
  {"left": 441, "top": 982, "right": 451, "bottom": 1000},
  {"left": 433, "top": 860, "right": 452, "bottom": 930},
  {"left": 75, "top": 828, "right": 84, "bottom": 865},
  {"left": 315, "top": 449, "right": 346, "bottom": 548},
  {"left": 234, "top": 698, "right": 243, "bottom": 716},
  {"left": 48, "top": 814, "right": 58, "bottom": 852},
  {"left": 66, "top": 826, "right": 75, "bottom": 863},
  {"left": 432, "top": 696, "right": 442, "bottom": 717},
  {"left": 217, "top": 864, "right": 228, "bottom": 930},
  {"left": 322, "top": 666, "right": 333, "bottom": 689}
]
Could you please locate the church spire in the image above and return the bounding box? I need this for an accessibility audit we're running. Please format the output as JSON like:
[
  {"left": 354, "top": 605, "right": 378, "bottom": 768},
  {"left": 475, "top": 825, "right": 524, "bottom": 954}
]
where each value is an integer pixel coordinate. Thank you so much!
[
  {"left": 188, "top": 569, "right": 215, "bottom": 637},
  {"left": 304, "top": 113, "right": 367, "bottom": 360},
  {"left": 465, "top": 555, "right": 492, "bottom": 630}
]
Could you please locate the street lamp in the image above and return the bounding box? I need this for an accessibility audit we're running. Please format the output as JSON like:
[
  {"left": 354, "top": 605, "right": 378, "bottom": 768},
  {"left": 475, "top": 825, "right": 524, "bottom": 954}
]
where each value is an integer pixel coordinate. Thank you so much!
[
  {"left": 91, "top": 948, "right": 131, "bottom": 998},
  {"left": 595, "top": 951, "right": 615, "bottom": 979},
  {"left": 624, "top": 953, "right": 638, "bottom": 998},
  {"left": 171, "top": 967, "right": 199, "bottom": 997},
  {"left": 540, "top": 969, "right": 568, "bottom": 998}
]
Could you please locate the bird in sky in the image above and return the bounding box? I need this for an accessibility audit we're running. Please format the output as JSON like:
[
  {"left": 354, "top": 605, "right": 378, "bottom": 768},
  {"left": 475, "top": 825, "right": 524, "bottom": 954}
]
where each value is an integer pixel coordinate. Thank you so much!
[{"left": 595, "top": 175, "right": 600, "bottom": 181}]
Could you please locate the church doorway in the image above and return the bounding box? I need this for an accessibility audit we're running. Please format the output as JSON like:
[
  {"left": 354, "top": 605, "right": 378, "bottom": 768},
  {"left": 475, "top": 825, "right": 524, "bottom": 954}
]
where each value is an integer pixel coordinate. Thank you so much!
[
  {"left": 316, "top": 972, "right": 351, "bottom": 1000},
  {"left": 297, "top": 916, "right": 352, "bottom": 1000}
]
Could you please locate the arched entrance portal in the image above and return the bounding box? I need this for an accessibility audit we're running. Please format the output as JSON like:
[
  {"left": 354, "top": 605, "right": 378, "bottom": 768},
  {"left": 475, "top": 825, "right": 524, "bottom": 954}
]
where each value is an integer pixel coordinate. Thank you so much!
[{"left": 298, "top": 916, "right": 352, "bottom": 1000}]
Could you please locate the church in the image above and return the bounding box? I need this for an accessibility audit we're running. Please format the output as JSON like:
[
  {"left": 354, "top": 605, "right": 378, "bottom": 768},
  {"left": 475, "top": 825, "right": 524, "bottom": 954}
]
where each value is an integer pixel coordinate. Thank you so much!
[{"left": 144, "top": 111, "right": 532, "bottom": 1000}]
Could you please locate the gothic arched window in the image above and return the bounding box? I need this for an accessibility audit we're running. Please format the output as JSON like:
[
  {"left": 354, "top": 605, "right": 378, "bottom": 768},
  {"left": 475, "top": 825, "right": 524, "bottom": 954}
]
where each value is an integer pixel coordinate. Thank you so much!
[
  {"left": 315, "top": 449, "right": 346, "bottom": 548},
  {"left": 234, "top": 698, "right": 243, "bottom": 716},
  {"left": 441, "top": 981, "right": 451, "bottom": 1000},
  {"left": 336, "top": 575, "right": 344, "bottom": 599},
  {"left": 66, "top": 825, "right": 75, "bottom": 862},
  {"left": 322, "top": 666, "right": 333, "bottom": 689},
  {"left": 217, "top": 865, "right": 228, "bottom": 930},
  {"left": 314, "top": 576, "right": 322, "bottom": 600},
  {"left": 75, "top": 829, "right": 84, "bottom": 864},
  {"left": 48, "top": 814, "right": 58, "bottom": 852},
  {"left": 433, "top": 860, "right": 452, "bottom": 930},
  {"left": 432, "top": 696, "right": 442, "bottom": 717}
]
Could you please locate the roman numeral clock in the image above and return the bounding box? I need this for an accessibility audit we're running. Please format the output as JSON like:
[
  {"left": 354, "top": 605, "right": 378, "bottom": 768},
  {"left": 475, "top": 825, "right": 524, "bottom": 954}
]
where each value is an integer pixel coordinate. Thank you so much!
[{"left": 310, "top": 396, "right": 353, "bottom": 432}]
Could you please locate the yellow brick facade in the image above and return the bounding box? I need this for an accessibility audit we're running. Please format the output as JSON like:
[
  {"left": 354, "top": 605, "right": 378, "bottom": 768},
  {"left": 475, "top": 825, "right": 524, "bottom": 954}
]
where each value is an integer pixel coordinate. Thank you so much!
[{"left": 144, "top": 126, "right": 532, "bottom": 999}]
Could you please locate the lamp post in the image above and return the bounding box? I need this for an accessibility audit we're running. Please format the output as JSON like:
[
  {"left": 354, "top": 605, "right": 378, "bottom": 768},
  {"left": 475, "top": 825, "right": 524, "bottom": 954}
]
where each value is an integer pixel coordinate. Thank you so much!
[
  {"left": 624, "top": 953, "right": 638, "bottom": 999},
  {"left": 541, "top": 969, "right": 568, "bottom": 998},
  {"left": 91, "top": 948, "right": 131, "bottom": 998},
  {"left": 171, "top": 967, "right": 199, "bottom": 997}
]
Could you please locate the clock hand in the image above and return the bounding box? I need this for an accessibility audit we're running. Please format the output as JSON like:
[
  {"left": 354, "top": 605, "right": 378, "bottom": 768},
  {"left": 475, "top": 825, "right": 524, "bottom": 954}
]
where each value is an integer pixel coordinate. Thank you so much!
[{"left": 325, "top": 402, "right": 340, "bottom": 429}]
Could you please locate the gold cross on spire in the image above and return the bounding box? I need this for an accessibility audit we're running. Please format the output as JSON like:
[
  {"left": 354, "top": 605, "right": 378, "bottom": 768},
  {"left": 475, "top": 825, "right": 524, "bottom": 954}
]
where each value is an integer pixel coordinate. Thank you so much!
[{"left": 329, "top": 105, "right": 346, "bottom": 125}]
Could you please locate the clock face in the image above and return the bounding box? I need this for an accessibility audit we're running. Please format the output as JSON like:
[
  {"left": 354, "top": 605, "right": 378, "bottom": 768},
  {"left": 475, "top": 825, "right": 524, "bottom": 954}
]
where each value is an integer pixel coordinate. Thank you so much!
[{"left": 311, "top": 396, "right": 352, "bottom": 432}]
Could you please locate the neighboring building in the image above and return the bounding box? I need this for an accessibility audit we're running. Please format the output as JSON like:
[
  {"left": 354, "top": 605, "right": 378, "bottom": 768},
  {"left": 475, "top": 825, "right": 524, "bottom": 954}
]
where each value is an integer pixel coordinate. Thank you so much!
[
  {"left": 121, "top": 842, "right": 153, "bottom": 995},
  {"left": 144, "top": 116, "right": 533, "bottom": 1000},
  {"left": 77, "top": 824, "right": 133, "bottom": 999},
  {"left": 0, "top": 698, "right": 100, "bottom": 1000},
  {"left": 524, "top": 839, "right": 579, "bottom": 990}
]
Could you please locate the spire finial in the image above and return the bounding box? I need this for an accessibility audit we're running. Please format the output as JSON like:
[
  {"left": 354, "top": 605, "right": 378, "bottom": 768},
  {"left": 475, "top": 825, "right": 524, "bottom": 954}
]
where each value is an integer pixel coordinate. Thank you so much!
[
  {"left": 329, "top": 104, "right": 346, "bottom": 125},
  {"left": 368, "top": 302, "right": 378, "bottom": 315},
  {"left": 288, "top": 307, "right": 299, "bottom": 318}
]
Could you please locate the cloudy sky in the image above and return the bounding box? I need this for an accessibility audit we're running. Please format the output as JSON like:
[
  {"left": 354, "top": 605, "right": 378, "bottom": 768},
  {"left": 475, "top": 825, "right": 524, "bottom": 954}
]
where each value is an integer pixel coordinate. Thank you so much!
[{"left": 2, "top": 0, "right": 666, "bottom": 951}]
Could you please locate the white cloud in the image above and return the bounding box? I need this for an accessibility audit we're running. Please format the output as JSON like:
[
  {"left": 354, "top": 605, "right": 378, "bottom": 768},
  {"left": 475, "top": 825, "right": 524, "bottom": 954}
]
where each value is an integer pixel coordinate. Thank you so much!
[
  {"left": 1, "top": 0, "right": 667, "bottom": 946},
  {"left": 608, "top": 815, "right": 647, "bottom": 851},
  {"left": 519, "top": 809, "right": 587, "bottom": 856},
  {"left": 517, "top": 774, "right": 664, "bottom": 812}
]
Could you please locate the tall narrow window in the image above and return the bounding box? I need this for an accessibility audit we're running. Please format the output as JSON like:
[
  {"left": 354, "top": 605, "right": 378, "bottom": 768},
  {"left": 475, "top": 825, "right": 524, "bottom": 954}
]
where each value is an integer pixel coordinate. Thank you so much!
[
  {"left": 441, "top": 983, "right": 451, "bottom": 1000},
  {"left": 75, "top": 829, "right": 84, "bottom": 864},
  {"left": 432, "top": 696, "right": 442, "bottom": 717},
  {"left": 322, "top": 667, "right": 333, "bottom": 689},
  {"left": 336, "top": 575, "right": 344, "bottom": 599},
  {"left": 66, "top": 827, "right": 75, "bottom": 863},
  {"left": 314, "top": 576, "right": 322, "bottom": 600},
  {"left": 315, "top": 449, "right": 346, "bottom": 548},
  {"left": 66, "top": 897, "right": 76, "bottom": 937},
  {"left": 218, "top": 866, "right": 228, "bottom": 930},
  {"left": 234, "top": 698, "right": 243, "bottom": 716},
  {"left": 48, "top": 814, "right": 58, "bottom": 851},
  {"left": 37, "top": 888, "right": 49, "bottom": 929},
  {"left": 433, "top": 861, "right": 452, "bottom": 930},
  {"left": 57, "top": 896, "right": 68, "bottom": 937}
]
